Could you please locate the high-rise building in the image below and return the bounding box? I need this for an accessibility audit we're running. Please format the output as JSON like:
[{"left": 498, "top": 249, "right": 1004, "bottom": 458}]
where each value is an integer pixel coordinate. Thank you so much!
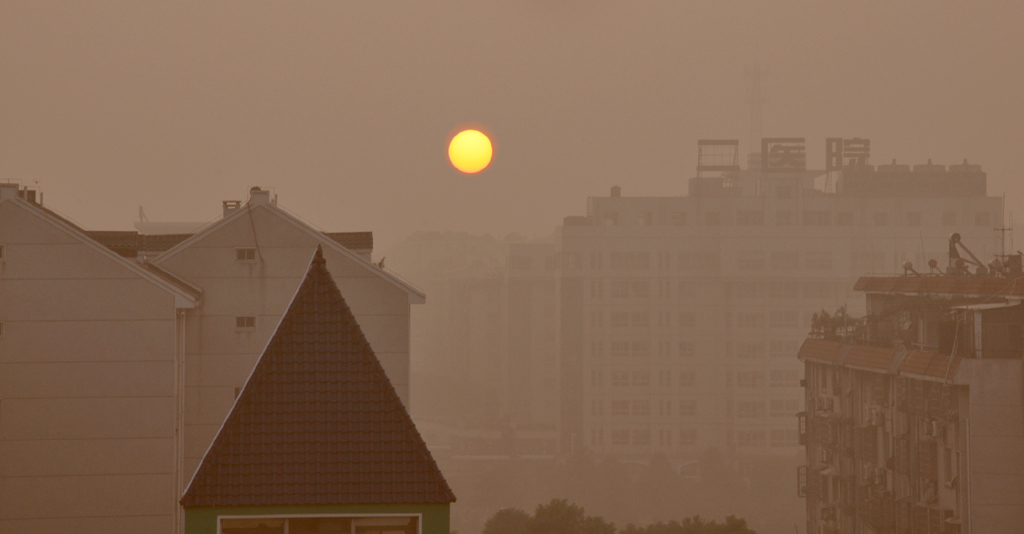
[
  {"left": 798, "top": 252, "right": 1024, "bottom": 533},
  {"left": 558, "top": 138, "right": 1003, "bottom": 462}
]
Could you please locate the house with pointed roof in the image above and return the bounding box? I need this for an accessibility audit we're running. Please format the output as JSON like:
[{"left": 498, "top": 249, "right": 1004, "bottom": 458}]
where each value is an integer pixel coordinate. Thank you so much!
[
  {"left": 181, "top": 247, "right": 453, "bottom": 534},
  {"left": 141, "top": 186, "right": 425, "bottom": 481},
  {"left": 1, "top": 184, "right": 430, "bottom": 534},
  {"left": 0, "top": 183, "right": 200, "bottom": 533}
]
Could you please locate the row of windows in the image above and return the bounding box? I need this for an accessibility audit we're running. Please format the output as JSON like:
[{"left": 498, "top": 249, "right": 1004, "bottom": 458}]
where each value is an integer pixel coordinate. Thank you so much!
[
  {"left": 589, "top": 427, "right": 799, "bottom": 448},
  {"left": 571, "top": 250, "right": 897, "bottom": 276},
  {"left": 598, "top": 210, "right": 993, "bottom": 228},
  {"left": 589, "top": 340, "right": 800, "bottom": 360},
  {"left": 589, "top": 369, "right": 799, "bottom": 389},
  {"left": 593, "top": 398, "right": 801, "bottom": 418}
]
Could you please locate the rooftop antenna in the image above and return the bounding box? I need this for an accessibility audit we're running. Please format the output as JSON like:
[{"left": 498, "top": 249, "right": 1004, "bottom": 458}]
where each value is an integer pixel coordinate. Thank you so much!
[{"left": 744, "top": 62, "right": 767, "bottom": 163}]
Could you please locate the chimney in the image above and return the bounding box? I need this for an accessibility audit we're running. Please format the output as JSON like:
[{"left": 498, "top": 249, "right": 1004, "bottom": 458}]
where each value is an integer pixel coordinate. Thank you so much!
[
  {"left": 249, "top": 187, "right": 271, "bottom": 206},
  {"left": 611, "top": 185, "right": 621, "bottom": 198},
  {"left": 222, "top": 200, "right": 242, "bottom": 218}
]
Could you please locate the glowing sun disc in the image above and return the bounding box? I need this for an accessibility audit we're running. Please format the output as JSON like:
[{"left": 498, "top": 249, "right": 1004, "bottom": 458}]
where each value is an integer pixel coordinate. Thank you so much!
[{"left": 448, "top": 129, "right": 493, "bottom": 174}]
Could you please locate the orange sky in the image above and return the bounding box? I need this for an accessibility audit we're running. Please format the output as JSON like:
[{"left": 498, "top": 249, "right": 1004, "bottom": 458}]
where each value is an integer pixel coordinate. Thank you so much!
[{"left": 2, "top": 2, "right": 1022, "bottom": 252}]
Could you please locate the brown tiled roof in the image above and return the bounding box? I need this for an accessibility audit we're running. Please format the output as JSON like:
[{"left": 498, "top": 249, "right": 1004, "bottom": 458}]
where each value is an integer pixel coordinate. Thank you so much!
[
  {"left": 855, "top": 276, "right": 1024, "bottom": 297},
  {"left": 798, "top": 338, "right": 846, "bottom": 364},
  {"left": 324, "top": 231, "right": 373, "bottom": 251},
  {"left": 899, "top": 350, "right": 961, "bottom": 380},
  {"left": 85, "top": 231, "right": 193, "bottom": 257},
  {"left": 844, "top": 344, "right": 900, "bottom": 372},
  {"left": 181, "top": 246, "right": 454, "bottom": 507},
  {"left": 799, "top": 338, "right": 961, "bottom": 382}
]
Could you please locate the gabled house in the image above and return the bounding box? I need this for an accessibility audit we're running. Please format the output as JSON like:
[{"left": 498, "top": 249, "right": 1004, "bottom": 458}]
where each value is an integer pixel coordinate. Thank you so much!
[
  {"left": 181, "top": 247, "right": 454, "bottom": 534},
  {"left": 144, "top": 187, "right": 424, "bottom": 481},
  {"left": 0, "top": 183, "right": 200, "bottom": 533}
]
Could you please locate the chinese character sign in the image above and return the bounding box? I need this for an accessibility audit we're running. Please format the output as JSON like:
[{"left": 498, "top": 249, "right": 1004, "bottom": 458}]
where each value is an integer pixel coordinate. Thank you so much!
[
  {"left": 825, "top": 137, "right": 871, "bottom": 170},
  {"left": 761, "top": 138, "right": 806, "bottom": 172}
]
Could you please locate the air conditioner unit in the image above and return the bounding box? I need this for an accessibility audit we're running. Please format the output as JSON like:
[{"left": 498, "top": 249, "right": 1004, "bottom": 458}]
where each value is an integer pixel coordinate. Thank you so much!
[
  {"left": 870, "top": 406, "right": 884, "bottom": 426},
  {"left": 861, "top": 462, "right": 875, "bottom": 483},
  {"left": 874, "top": 467, "right": 887, "bottom": 487}
]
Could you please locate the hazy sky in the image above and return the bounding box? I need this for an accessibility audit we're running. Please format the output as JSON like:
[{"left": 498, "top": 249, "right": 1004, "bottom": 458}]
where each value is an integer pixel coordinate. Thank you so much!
[{"left": 3, "top": 2, "right": 1022, "bottom": 253}]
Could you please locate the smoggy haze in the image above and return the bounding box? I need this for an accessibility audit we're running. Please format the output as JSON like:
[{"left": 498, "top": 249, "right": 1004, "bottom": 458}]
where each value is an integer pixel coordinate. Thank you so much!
[{"left": 2, "top": 3, "right": 1022, "bottom": 252}]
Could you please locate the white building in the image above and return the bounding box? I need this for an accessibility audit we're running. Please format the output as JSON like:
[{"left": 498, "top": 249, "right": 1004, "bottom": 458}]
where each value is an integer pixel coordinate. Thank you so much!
[
  {"left": 0, "top": 184, "right": 423, "bottom": 534},
  {"left": 558, "top": 139, "right": 1003, "bottom": 463}
]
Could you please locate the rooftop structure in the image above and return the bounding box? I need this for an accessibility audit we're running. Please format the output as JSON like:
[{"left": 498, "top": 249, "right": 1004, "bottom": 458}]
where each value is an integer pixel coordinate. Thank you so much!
[
  {"left": 558, "top": 138, "right": 1003, "bottom": 463},
  {"left": 798, "top": 250, "right": 1024, "bottom": 533}
]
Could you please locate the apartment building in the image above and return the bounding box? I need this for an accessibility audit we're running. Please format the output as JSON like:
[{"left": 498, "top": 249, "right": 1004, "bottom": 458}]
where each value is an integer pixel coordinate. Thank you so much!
[
  {"left": 559, "top": 138, "right": 1003, "bottom": 462},
  {"left": 0, "top": 185, "right": 423, "bottom": 534},
  {"left": 798, "top": 255, "right": 1024, "bottom": 533}
]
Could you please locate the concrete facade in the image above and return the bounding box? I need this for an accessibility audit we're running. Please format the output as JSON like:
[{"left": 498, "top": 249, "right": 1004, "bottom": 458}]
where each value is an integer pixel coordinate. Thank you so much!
[
  {"left": 0, "top": 185, "right": 423, "bottom": 534},
  {"left": 799, "top": 275, "right": 1024, "bottom": 533},
  {"left": 0, "top": 184, "right": 198, "bottom": 534},
  {"left": 558, "top": 155, "right": 1003, "bottom": 462}
]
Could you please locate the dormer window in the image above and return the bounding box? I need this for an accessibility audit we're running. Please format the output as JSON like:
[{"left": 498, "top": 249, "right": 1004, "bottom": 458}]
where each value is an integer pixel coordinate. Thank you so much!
[
  {"left": 235, "top": 248, "right": 256, "bottom": 262},
  {"left": 235, "top": 316, "right": 256, "bottom": 330}
]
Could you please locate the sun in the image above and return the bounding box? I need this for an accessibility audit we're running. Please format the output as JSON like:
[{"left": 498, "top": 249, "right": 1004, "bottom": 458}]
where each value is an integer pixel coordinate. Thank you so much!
[{"left": 448, "top": 129, "right": 493, "bottom": 174}]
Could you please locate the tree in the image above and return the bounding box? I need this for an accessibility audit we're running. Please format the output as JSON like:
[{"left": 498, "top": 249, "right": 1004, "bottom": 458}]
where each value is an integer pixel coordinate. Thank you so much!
[{"left": 483, "top": 508, "right": 530, "bottom": 534}]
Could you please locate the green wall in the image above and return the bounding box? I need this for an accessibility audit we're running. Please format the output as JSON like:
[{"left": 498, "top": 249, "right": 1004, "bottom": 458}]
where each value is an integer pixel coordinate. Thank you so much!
[{"left": 184, "top": 503, "right": 450, "bottom": 534}]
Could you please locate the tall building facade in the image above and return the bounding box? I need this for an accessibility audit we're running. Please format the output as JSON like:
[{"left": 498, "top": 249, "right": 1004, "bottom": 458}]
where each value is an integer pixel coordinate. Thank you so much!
[
  {"left": 0, "top": 185, "right": 423, "bottom": 534},
  {"left": 799, "top": 266, "right": 1024, "bottom": 533},
  {"left": 559, "top": 138, "right": 1003, "bottom": 462}
]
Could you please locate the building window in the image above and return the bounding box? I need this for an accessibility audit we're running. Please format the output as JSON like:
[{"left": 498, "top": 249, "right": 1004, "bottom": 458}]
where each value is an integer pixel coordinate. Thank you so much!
[
  {"left": 632, "top": 429, "right": 651, "bottom": 445},
  {"left": 0, "top": 244, "right": 5, "bottom": 261},
  {"left": 609, "top": 251, "right": 651, "bottom": 270},
  {"left": 873, "top": 212, "right": 888, "bottom": 226},
  {"left": 803, "top": 281, "right": 834, "bottom": 299},
  {"left": 736, "top": 210, "right": 764, "bottom": 226},
  {"left": 679, "top": 400, "right": 696, "bottom": 417},
  {"left": 508, "top": 256, "right": 533, "bottom": 270},
  {"left": 802, "top": 211, "right": 831, "bottom": 226},
  {"left": 975, "top": 212, "right": 991, "bottom": 226},
  {"left": 804, "top": 251, "right": 833, "bottom": 271},
  {"left": 769, "top": 310, "right": 798, "bottom": 328},
  {"left": 632, "top": 371, "right": 651, "bottom": 387},
  {"left": 770, "top": 399, "right": 801, "bottom": 417},
  {"left": 836, "top": 212, "right": 854, "bottom": 226},
  {"left": 611, "top": 371, "right": 630, "bottom": 386},
  {"left": 611, "top": 400, "right": 630, "bottom": 416},
  {"left": 679, "top": 428, "right": 697, "bottom": 447},
  {"left": 942, "top": 212, "right": 957, "bottom": 226},
  {"left": 235, "top": 316, "right": 256, "bottom": 330},
  {"left": 776, "top": 211, "right": 792, "bottom": 226},
  {"left": 770, "top": 251, "right": 799, "bottom": 271},
  {"left": 678, "top": 372, "right": 695, "bottom": 386},
  {"left": 906, "top": 212, "right": 922, "bottom": 226},
  {"left": 736, "top": 312, "right": 763, "bottom": 328},
  {"left": 737, "top": 401, "right": 766, "bottom": 418},
  {"left": 704, "top": 212, "right": 720, "bottom": 226},
  {"left": 610, "top": 312, "right": 630, "bottom": 328},
  {"left": 0, "top": 322, "right": 4, "bottom": 338},
  {"left": 611, "top": 429, "right": 630, "bottom": 445},
  {"left": 678, "top": 313, "right": 696, "bottom": 327},
  {"left": 610, "top": 342, "right": 630, "bottom": 359},
  {"left": 632, "top": 400, "right": 651, "bottom": 416},
  {"left": 737, "top": 430, "right": 766, "bottom": 447},
  {"left": 770, "top": 369, "right": 801, "bottom": 387},
  {"left": 678, "top": 341, "right": 695, "bottom": 358},
  {"left": 736, "top": 342, "right": 763, "bottom": 358},
  {"left": 671, "top": 212, "right": 688, "bottom": 226},
  {"left": 768, "top": 281, "right": 799, "bottom": 299},
  {"left": 737, "top": 250, "right": 765, "bottom": 270},
  {"left": 770, "top": 429, "right": 798, "bottom": 447},
  {"left": 769, "top": 339, "right": 799, "bottom": 358},
  {"left": 736, "top": 371, "right": 764, "bottom": 388},
  {"left": 235, "top": 248, "right": 257, "bottom": 262},
  {"left": 221, "top": 515, "right": 419, "bottom": 534}
]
